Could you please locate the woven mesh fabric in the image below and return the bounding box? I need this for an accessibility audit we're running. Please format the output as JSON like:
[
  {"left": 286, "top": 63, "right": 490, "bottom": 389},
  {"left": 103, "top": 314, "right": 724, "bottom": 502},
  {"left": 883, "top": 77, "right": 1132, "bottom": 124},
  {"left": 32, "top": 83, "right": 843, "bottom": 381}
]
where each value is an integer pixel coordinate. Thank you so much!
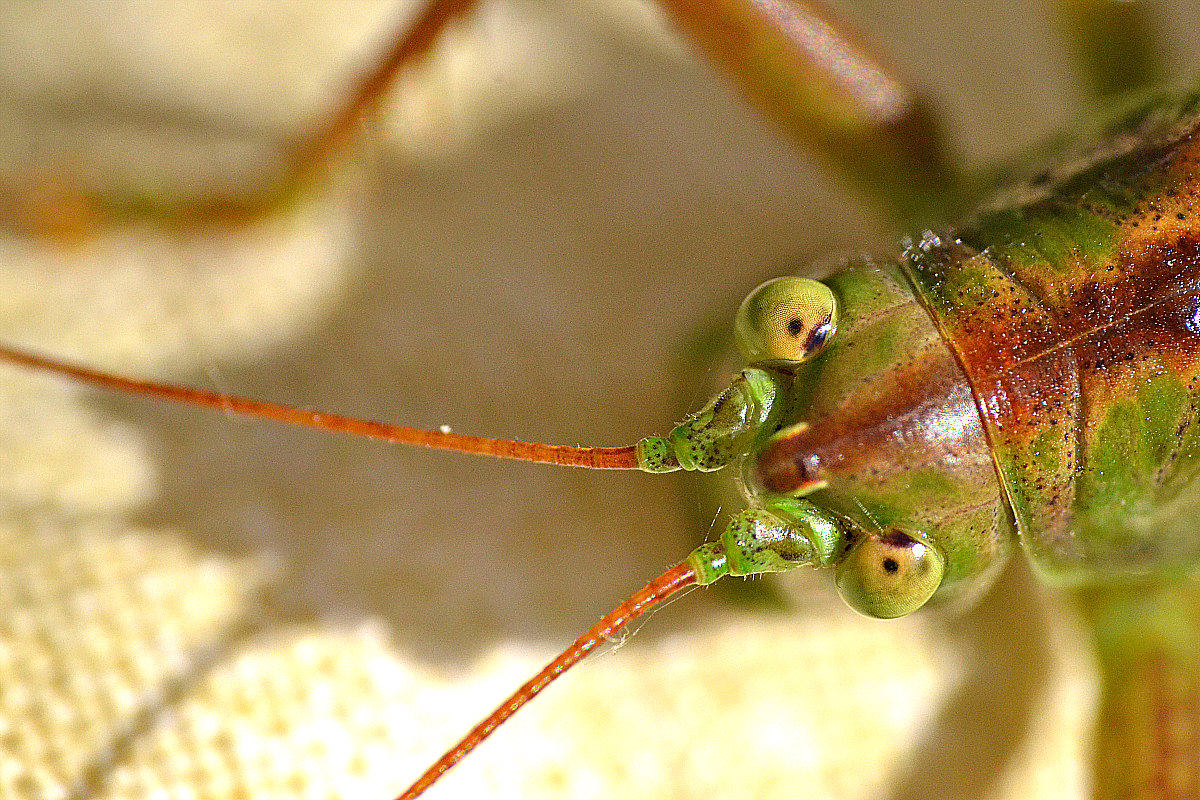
[{"left": 0, "top": 503, "right": 1095, "bottom": 800}]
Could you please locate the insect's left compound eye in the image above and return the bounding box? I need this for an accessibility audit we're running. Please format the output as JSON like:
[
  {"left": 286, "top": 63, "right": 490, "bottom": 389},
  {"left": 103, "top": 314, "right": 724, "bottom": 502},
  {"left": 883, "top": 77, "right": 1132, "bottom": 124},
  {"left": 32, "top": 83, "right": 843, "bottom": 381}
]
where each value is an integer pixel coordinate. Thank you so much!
[
  {"left": 834, "top": 531, "right": 944, "bottom": 619},
  {"left": 734, "top": 277, "right": 837, "bottom": 366}
]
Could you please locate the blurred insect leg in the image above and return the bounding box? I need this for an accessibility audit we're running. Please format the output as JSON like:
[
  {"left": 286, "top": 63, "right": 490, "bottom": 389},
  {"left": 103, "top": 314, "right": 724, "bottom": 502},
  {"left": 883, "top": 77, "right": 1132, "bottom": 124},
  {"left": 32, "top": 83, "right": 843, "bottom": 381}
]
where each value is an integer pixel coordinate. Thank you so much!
[
  {"left": 278, "top": 0, "right": 478, "bottom": 203},
  {"left": 655, "top": 0, "right": 963, "bottom": 226},
  {"left": 10, "top": 0, "right": 477, "bottom": 237},
  {"left": 187, "top": 0, "right": 480, "bottom": 226},
  {"left": 1078, "top": 579, "right": 1200, "bottom": 799},
  {"left": 1049, "top": 0, "right": 1161, "bottom": 102}
]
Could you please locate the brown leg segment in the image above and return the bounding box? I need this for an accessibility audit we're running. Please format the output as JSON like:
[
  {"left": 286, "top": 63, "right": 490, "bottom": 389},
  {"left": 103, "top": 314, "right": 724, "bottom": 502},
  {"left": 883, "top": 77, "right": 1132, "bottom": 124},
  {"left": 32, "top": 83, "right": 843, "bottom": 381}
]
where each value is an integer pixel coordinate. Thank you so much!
[
  {"left": 656, "top": 0, "right": 963, "bottom": 225},
  {"left": 4, "top": 0, "right": 476, "bottom": 235},
  {"left": 281, "top": 0, "right": 478, "bottom": 196},
  {"left": 188, "top": 0, "right": 479, "bottom": 226}
]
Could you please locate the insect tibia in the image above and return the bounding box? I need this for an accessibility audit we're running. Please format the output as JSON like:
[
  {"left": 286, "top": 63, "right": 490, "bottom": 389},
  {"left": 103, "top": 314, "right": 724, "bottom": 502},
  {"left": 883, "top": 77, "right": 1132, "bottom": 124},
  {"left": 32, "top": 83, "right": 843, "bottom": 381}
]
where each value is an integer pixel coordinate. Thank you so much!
[
  {"left": 636, "top": 367, "right": 790, "bottom": 473},
  {"left": 687, "top": 498, "right": 845, "bottom": 585}
]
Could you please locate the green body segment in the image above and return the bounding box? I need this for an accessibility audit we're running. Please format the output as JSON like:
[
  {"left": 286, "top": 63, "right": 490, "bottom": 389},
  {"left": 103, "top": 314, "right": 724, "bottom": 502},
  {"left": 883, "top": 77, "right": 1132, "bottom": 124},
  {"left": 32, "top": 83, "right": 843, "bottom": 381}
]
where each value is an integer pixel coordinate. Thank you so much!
[{"left": 904, "top": 91, "right": 1200, "bottom": 583}]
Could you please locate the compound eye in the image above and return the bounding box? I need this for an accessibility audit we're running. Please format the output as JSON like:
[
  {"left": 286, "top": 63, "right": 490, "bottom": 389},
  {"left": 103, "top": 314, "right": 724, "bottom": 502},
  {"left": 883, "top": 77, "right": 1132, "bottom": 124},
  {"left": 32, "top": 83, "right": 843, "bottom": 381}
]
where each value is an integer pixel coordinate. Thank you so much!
[
  {"left": 834, "top": 531, "right": 944, "bottom": 619},
  {"left": 734, "top": 277, "right": 837, "bottom": 366}
]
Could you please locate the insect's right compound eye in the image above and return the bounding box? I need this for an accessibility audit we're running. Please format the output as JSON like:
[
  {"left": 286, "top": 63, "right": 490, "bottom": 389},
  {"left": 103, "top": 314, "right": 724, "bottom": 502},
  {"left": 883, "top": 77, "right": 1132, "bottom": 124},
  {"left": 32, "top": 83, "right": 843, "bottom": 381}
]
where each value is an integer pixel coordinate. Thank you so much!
[
  {"left": 734, "top": 277, "right": 837, "bottom": 366},
  {"left": 834, "top": 531, "right": 944, "bottom": 619}
]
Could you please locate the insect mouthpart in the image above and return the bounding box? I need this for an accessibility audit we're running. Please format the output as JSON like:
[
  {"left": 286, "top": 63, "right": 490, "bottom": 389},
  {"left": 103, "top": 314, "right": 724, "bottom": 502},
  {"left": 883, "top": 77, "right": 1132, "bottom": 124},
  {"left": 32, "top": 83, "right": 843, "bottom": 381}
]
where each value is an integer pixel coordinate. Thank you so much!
[{"left": 752, "top": 421, "right": 827, "bottom": 496}]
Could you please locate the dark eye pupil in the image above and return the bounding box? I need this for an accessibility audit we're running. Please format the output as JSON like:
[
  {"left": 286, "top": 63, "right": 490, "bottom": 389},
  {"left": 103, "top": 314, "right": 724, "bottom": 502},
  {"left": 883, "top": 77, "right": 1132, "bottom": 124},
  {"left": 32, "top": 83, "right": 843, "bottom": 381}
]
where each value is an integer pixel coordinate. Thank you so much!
[
  {"left": 787, "top": 318, "right": 805, "bottom": 337},
  {"left": 882, "top": 557, "right": 900, "bottom": 574}
]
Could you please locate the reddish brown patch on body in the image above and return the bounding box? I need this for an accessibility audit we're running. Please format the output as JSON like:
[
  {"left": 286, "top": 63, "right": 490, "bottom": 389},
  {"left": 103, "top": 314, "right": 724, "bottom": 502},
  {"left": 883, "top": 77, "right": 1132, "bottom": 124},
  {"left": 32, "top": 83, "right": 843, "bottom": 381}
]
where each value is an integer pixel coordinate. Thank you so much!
[
  {"left": 1048, "top": 234, "right": 1200, "bottom": 407},
  {"left": 905, "top": 158, "right": 1200, "bottom": 569},
  {"left": 949, "top": 128, "right": 1200, "bottom": 417},
  {"left": 757, "top": 342, "right": 987, "bottom": 494}
]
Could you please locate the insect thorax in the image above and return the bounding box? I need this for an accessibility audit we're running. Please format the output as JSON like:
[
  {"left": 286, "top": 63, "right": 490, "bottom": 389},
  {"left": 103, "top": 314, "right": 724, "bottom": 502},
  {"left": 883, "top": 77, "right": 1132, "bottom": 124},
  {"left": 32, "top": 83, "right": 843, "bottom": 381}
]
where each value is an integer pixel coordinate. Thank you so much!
[{"left": 903, "top": 91, "right": 1200, "bottom": 583}]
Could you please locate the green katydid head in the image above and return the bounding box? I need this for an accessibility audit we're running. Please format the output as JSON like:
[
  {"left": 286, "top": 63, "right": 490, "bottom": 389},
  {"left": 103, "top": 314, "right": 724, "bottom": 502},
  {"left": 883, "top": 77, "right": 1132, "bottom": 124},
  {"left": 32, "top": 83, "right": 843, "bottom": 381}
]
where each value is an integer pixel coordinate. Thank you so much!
[
  {"left": 729, "top": 272, "right": 948, "bottom": 617},
  {"left": 673, "top": 263, "right": 1010, "bottom": 620}
]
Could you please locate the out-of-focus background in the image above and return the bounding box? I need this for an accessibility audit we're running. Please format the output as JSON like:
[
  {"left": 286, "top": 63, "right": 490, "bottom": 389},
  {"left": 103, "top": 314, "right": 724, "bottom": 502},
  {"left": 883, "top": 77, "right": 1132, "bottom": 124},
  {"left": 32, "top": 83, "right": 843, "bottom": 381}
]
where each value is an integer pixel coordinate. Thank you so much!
[{"left": 1, "top": 2, "right": 1199, "bottom": 799}]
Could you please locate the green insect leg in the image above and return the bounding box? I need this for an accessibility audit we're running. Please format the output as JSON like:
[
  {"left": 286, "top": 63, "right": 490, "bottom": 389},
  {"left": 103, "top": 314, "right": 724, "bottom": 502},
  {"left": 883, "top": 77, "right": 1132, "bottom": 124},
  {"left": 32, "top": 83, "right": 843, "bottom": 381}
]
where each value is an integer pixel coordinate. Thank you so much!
[
  {"left": 687, "top": 498, "right": 844, "bottom": 586},
  {"left": 1077, "top": 578, "right": 1200, "bottom": 798},
  {"left": 636, "top": 367, "right": 788, "bottom": 473}
]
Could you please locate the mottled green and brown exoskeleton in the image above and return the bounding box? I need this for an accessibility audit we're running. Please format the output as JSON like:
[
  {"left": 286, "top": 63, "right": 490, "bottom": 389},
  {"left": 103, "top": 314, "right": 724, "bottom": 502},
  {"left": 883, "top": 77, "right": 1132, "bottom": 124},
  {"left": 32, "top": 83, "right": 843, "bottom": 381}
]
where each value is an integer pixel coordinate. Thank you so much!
[{"left": 4, "top": 2, "right": 1200, "bottom": 799}]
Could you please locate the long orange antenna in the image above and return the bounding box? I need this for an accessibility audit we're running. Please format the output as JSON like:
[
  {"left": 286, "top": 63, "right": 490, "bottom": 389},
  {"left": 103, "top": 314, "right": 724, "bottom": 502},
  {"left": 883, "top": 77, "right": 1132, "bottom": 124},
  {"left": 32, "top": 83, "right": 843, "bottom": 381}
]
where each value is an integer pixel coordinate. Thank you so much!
[
  {"left": 396, "top": 561, "right": 698, "bottom": 799},
  {"left": 0, "top": 343, "right": 639, "bottom": 468}
]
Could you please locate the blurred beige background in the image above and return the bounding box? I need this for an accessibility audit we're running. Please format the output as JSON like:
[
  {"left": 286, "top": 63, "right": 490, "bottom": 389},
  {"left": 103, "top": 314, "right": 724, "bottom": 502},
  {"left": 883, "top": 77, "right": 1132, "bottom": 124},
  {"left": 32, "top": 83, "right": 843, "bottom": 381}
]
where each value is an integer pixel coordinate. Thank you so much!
[{"left": 1, "top": 1, "right": 1199, "bottom": 799}]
